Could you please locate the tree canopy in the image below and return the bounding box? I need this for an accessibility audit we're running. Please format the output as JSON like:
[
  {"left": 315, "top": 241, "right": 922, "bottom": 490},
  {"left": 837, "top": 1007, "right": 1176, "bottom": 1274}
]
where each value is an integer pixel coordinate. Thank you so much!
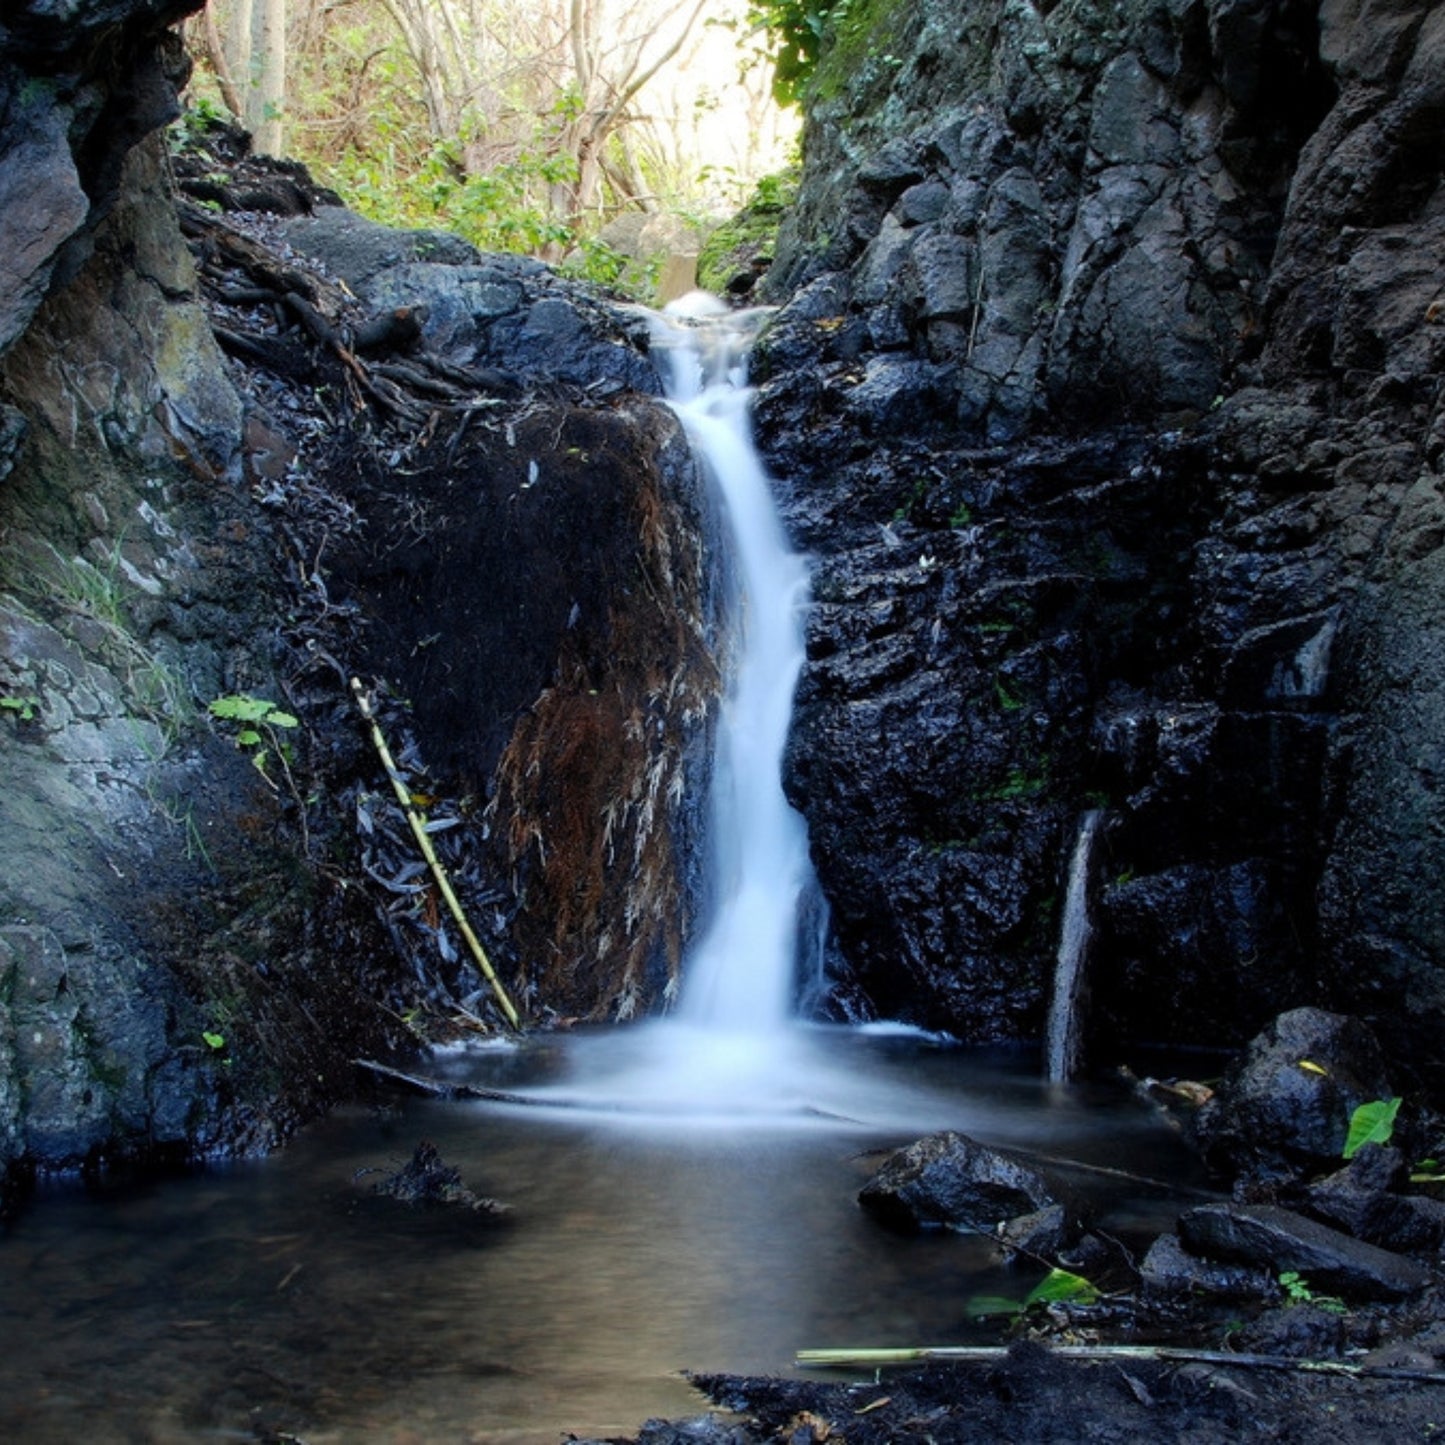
[{"left": 188, "top": 0, "right": 799, "bottom": 291}]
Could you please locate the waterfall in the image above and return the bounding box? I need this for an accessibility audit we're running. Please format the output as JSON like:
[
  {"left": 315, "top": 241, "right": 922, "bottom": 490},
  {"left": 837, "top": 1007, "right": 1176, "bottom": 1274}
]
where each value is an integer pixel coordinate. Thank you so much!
[
  {"left": 649, "top": 294, "right": 819, "bottom": 1035},
  {"left": 1044, "top": 809, "right": 1104, "bottom": 1083},
  {"left": 493, "top": 296, "right": 848, "bottom": 1122}
]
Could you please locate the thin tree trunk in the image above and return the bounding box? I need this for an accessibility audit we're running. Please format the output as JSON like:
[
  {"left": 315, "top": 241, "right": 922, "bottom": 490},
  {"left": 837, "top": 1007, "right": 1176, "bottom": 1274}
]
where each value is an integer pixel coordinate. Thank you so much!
[
  {"left": 252, "top": 0, "right": 288, "bottom": 156},
  {"left": 227, "top": 0, "right": 256, "bottom": 119},
  {"left": 199, "top": 5, "right": 246, "bottom": 119}
]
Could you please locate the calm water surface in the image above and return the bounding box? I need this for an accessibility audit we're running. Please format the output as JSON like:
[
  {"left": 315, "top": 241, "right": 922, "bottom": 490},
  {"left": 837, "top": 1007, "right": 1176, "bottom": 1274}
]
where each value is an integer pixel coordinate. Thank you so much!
[{"left": 0, "top": 1028, "right": 1204, "bottom": 1443}]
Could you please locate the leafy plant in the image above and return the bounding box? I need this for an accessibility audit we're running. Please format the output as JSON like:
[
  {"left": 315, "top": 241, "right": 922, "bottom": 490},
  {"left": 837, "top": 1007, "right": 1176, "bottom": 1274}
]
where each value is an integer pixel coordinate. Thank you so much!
[
  {"left": 968, "top": 1268, "right": 1100, "bottom": 1320},
  {"left": 746, "top": 0, "right": 853, "bottom": 103},
  {"left": 202, "top": 1030, "right": 226, "bottom": 1051},
  {"left": 208, "top": 694, "right": 300, "bottom": 790},
  {"left": 994, "top": 676, "right": 1025, "bottom": 712},
  {"left": 1279, "top": 1270, "right": 1347, "bottom": 1315},
  {"left": 1343, "top": 1096, "right": 1402, "bottom": 1159},
  {"left": 0, "top": 694, "right": 39, "bottom": 721}
]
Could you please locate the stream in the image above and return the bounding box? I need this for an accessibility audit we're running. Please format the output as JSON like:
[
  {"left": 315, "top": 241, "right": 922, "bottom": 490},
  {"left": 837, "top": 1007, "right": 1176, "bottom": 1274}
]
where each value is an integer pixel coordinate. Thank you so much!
[{"left": 0, "top": 1032, "right": 1202, "bottom": 1444}]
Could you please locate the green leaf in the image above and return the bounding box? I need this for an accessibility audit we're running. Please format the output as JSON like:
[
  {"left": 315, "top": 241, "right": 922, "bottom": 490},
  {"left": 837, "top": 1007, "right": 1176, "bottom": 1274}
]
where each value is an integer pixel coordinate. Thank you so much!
[
  {"left": 1024, "top": 1268, "right": 1099, "bottom": 1308},
  {"left": 209, "top": 694, "right": 275, "bottom": 723},
  {"left": 1343, "top": 1096, "right": 1402, "bottom": 1158},
  {"left": 202, "top": 1030, "right": 226, "bottom": 1051},
  {"left": 235, "top": 728, "right": 262, "bottom": 746},
  {"left": 0, "top": 694, "right": 38, "bottom": 720},
  {"left": 266, "top": 709, "right": 299, "bottom": 728}
]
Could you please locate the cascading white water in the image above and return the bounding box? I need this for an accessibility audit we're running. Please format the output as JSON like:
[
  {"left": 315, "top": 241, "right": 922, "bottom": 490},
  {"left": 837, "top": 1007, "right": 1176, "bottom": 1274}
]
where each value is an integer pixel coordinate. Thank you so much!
[
  {"left": 650, "top": 294, "right": 817, "bottom": 1034},
  {"left": 1044, "top": 808, "right": 1105, "bottom": 1083},
  {"left": 463, "top": 297, "right": 972, "bottom": 1128}
]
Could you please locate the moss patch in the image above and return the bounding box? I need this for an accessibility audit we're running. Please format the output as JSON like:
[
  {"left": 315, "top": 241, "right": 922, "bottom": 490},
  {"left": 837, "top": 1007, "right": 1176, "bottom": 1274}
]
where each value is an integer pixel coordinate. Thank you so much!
[{"left": 697, "top": 170, "right": 800, "bottom": 297}]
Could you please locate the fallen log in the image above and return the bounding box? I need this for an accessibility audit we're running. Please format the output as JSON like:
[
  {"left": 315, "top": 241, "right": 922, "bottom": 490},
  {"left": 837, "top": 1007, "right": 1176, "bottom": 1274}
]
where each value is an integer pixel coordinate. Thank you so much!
[{"left": 354, "top": 1057, "right": 538, "bottom": 1106}]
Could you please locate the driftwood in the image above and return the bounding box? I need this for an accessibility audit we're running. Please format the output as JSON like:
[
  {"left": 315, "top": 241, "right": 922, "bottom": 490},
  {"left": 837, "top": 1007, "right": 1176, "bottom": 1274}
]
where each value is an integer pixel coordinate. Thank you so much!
[
  {"left": 179, "top": 200, "right": 521, "bottom": 430},
  {"left": 354, "top": 1056, "right": 520, "bottom": 1101},
  {"left": 794, "top": 1344, "right": 1445, "bottom": 1384},
  {"left": 354, "top": 1057, "right": 606, "bottom": 1110}
]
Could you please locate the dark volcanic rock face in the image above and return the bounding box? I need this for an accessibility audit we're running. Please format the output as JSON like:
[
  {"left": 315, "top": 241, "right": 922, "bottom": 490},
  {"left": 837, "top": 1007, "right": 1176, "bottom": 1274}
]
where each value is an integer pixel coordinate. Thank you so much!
[
  {"left": 755, "top": 0, "right": 1445, "bottom": 1059},
  {"left": 0, "top": 2, "right": 717, "bottom": 1193}
]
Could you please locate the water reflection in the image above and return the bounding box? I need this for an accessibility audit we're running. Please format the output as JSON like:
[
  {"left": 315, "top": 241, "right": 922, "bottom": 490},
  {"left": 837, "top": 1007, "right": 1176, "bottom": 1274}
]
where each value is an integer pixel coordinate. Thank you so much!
[{"left": 0, "top": 1032, "right": 1201, "bottom": 1443}]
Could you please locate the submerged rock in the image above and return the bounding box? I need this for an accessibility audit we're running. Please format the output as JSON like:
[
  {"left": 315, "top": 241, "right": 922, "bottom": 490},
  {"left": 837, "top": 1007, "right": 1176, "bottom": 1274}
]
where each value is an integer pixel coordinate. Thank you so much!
[
  {"left": 370, "top": 1140, "right": 507, "bottom": 1217},
  {"left": 858, "top": 1130, "right": 1059, "bottom": 1234}
]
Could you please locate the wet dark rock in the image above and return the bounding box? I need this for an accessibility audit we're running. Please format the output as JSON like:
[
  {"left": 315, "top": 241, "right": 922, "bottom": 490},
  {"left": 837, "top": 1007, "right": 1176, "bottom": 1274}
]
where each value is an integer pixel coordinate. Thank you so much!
[
  {"left": 1302, "top": 1145, "right": 1445, "bottom": 1255},
  {"left": 0, "top": 0, "right": 199, "bottom": 357},
  {"left": 1139, "top": 1232, "right": 1278, "bottom": 1303},
  {"left": 997, "top": 1203, "right": 1078, "bottom": 1263},
  {"left": 1178, "top": 1202, "right": 1432, "bottom": 1300},
  {"left": 741, "top": 0, "right": 1445, "bottom": 1072},
  {"left": 858, "top": 1130, "right": 1060, "bottom": 1234},
  {"left": 1238, "top": 1303, "right": 1351, "bottom": 1359},
  {"left": 371, "top": 1140, "right": 507, "bottom": 1216},
  {"left": 0, "top": 0, "right": 716, "bottom": 1197},
  {"left": 283, "top": 208, "right": 657, "bottom": 392},
  {"left": 1192, "top": 1008, "right": 1394, "bottom": 1179}
]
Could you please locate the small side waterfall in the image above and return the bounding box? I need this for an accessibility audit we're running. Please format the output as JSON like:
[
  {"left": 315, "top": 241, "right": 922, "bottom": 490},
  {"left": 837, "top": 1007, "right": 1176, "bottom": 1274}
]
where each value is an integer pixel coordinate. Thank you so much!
[
  {"left": 1044, "top": 808, "right": 1105, "bottom": 1083},
  {"left": 650, "top": 294, "right": 818, "bottom": 1035}
]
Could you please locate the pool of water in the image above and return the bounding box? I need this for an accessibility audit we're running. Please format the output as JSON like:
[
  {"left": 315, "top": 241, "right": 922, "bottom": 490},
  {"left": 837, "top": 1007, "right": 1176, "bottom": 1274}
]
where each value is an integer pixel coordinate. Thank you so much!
[{"left": 0, "top": 1027, "right": 1206, "bottom": 1443}]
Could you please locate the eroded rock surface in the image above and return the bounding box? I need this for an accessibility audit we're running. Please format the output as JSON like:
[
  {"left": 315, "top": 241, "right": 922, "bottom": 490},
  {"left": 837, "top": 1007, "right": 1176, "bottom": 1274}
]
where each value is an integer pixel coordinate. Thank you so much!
[
  {"left": 0, "top": 7, "right": 718, "bottom": 1197},
  {"left": 749, "top": 0, "right": 1445, "bottom": 1059}
]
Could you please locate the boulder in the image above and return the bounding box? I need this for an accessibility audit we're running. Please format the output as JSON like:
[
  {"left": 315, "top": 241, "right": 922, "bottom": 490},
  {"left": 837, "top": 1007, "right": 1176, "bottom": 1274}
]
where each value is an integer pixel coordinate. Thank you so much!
[
  {"left": 859, "top": 1130, "right": 1059, "bottom": 1234},
  {"left": 1302, "top": 1145, "right": 1445, "bottom": 1254},
  {"left": 1191, "top": 1008, "right": 1394, "bottom": 1179},
  {"left": 1178, "top": 1202, "right": 1432, "bottom": 1300},
  {"left": 1139, "top": 1232, "right": 1278, "bottom": 1303},
  {"left": 283, "top": 209, "right": 658, "bottom": 392}
]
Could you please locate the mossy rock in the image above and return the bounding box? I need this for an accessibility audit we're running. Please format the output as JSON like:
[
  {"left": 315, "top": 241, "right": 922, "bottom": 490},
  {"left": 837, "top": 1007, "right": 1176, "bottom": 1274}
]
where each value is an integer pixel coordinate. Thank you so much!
[{"left": 697, "top": 170, "right": 801, "bottom": 300}]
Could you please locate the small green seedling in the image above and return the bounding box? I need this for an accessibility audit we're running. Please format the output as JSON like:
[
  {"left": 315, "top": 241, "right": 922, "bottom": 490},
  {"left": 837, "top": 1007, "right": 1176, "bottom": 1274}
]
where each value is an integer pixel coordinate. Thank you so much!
[
  {"left": 1279, "top": 1271, "right": 1347, "bottom": 1315},
  {"left": 969, "top": 1267, "right": 1100, "bottom": 1320},
  {"left": 209, "top": 694, "right": 299, "bottom": 789},
  {"left": 202, "top": 1030, "right": 226, "bottom": 1052}
]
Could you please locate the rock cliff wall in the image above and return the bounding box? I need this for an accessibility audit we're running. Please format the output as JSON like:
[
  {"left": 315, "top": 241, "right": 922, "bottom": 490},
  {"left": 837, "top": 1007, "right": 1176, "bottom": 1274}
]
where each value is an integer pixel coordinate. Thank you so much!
[
  {"left": 758, "top": 0, "right": 1445, "bottom": 1063},
  {"left": 0, "top": 4, "right": 718, "bottom": 1200}
]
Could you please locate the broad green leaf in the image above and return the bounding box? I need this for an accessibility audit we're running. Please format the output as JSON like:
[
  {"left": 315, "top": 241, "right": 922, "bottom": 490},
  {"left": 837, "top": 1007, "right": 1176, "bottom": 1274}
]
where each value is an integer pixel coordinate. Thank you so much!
[
  {"left": 1343, "top": 1096, "right": 1401, "bottom": 1158},
  {"left": 210, "top": 695, "right": 275, "bottom": 722},
  {"left": 1024, "top": 1268, "right": 1099, "bottom": 1308},
  {"left": 236, "top": 728, "right": 262, "bottom": 746},
  {"left": 266, "top": 710, "right": 299, "bottom": 728},
  {"left": 202, "top": 1030, "right": 226, "bottom": 1050}
]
